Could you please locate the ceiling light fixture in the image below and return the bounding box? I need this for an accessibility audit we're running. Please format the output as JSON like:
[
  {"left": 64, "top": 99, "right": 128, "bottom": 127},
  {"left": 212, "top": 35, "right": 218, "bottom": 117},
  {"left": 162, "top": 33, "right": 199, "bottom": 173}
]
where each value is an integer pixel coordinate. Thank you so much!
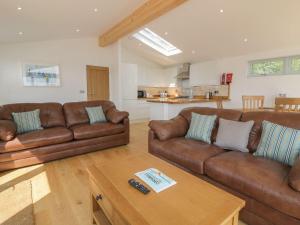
[
  {"left": 243, "top": 38, "right": 248, "bottom": 43},
  {"left": 192, "top": 50, "right": 196, "bottom": 54},
  {"left": 18, "top": 31, "right": 23, "bottom": 35},
  {"left": 76, "top": 29, "right": 80, "bottom": 33},
  {"left": 94, "top": 8, "right": 99, "bottom": 12},
  {"left": 164, "top": 32, "right": 168, "bottom": 36},
  {"left": 17, "top": 6, "right": 22, "bottom": 11},
  {"left": 139, "top": 43, "right": 142, "bottom": 46},
  {"left": 219, "top": 9, "right": 224, "bottom": 13},
  {"left": 133, "top": 28, "right": 182, "bottom": 56}
]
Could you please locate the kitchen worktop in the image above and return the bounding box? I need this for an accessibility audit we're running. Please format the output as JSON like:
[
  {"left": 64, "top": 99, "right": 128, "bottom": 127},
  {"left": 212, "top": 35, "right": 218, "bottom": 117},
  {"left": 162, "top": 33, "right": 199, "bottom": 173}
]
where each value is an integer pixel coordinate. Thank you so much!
[{"left": 147, "top": 97, "right": 229, "bottom": 104}]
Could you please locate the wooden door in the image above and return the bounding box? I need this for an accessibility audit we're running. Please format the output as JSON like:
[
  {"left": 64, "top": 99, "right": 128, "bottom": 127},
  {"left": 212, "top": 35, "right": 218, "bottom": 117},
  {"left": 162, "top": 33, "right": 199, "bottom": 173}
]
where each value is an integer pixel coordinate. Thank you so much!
[{"left": 86, "top": 66, "right": 109, "bottom": 101}]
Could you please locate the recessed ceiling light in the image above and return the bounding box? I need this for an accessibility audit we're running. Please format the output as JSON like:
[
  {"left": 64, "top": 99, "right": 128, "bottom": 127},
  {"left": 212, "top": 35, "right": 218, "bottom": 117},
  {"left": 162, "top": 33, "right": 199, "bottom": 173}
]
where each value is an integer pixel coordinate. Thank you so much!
[
  {"left": 164, "top": 32, "right": 168, "bottom": 36},
  {"left": 94, "top": 8, "right": 99, "bottom": 12},
  {"left": 192, "top": 50, "right": 196, "bottom": 54},
  {"left": 220, "top": 9, "right": 224, "bottom": 13},
  {"left": 18, "top": 31, "right": 23, "bottom": 35},
  {"left": 138, "top": 43, "right": 142, "bottom": 46},
  {"left": 243, "top": 38, "right": 248, "bottom": 42},
  {"left": 17, "top": 6, "right": 22, "bottom": 11},
  {"left": 76, "top": 29, "right": 80, "bottom": 33}
]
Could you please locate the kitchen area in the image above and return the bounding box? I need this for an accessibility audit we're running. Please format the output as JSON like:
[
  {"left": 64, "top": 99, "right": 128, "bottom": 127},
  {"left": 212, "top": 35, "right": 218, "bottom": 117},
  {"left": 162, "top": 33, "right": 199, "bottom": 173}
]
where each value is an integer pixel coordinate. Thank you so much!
[{"left": 121, "top": 48, "right": 230, "bottom": 121}]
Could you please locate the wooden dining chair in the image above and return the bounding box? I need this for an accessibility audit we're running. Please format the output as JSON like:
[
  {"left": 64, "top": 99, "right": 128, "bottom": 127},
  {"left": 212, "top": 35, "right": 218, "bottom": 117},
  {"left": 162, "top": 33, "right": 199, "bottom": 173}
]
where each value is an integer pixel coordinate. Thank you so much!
[
  {"left": 275, "top": 98, "right": 300, "bottom": 112},
  {"left": 242, "top": 96, "right": 265, "bottom": 112}
]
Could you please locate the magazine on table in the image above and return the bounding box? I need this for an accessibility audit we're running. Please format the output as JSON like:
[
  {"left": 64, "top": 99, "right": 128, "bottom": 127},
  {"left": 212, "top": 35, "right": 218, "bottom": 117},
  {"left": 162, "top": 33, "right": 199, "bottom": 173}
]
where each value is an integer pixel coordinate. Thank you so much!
[{"left": 135, "top": 168, "right": 176, "bottom": 193}]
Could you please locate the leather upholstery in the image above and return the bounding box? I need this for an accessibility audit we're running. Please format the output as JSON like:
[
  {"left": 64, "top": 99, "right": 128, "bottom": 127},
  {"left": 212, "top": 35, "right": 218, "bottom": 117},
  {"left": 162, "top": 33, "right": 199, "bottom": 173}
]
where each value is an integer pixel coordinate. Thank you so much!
[
  {"left": 0, "top": 127, "right": 73, "bottom": 152},
  {"left": 71, "top": 122, "right": 126, "bottom": 140},
  {"left": 241, "top": 111, "right": 300, "bottom": 152},
  {"left": 106, "top": 108, "right": 129, "bottom": 124},
  {"left": 205, "top": 151, "right": 300, "bottom": 219},
  {"left": 149, "top": 137, "right": 225, "bottom": 174},
  {"left": 0, "top": 103, "right": 66, "bottom": 128},
  {"left": 0, "top": 120, "right": 16, "bottom": 141},
  {"left": 63, "top": 101, "right": 115, "bottom": 127},
  {"left": 149, "top": 116, "right": 189, "bottom": 141},
  {"left": 289, "top": 158, "right": 300, "bottom": 192}
]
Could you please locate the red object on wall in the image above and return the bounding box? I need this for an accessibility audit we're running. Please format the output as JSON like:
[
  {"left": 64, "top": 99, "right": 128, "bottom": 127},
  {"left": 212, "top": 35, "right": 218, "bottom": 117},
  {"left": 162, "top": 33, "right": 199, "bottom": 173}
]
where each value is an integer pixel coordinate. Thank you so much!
[{"left": 226, "top": 73, "right": 233, "bottom": 84}]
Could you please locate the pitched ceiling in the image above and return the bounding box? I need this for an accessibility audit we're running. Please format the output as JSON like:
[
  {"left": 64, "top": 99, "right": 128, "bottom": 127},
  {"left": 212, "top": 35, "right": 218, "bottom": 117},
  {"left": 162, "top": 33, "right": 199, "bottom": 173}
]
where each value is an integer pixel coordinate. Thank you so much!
[
  {"left": 122, "top": 0, "right": 300, "bottom": 66},
  {"left": 0, "top": 0, "right": 146, "bottom": 44}
]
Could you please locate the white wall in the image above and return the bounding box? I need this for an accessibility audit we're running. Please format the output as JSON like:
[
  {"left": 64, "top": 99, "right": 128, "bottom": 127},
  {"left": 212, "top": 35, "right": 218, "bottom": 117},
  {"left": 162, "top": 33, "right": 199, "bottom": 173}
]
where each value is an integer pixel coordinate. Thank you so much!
[
  {"left": 0, "top": 38, "right": 120, "bottom": 106},
  {"left": 190, "top": 47, "right": 300, "bottom": 108}
]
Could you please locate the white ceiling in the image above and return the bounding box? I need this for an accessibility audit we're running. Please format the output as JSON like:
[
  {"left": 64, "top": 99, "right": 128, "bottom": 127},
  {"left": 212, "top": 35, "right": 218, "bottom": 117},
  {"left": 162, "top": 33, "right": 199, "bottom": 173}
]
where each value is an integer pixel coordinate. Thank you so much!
[
  {"left": 122, "top": 0, "right": 300, "bottom": 66},
  {"left": 1, "top": 0, "right": 300, "bottom": 67},
  {"left": 0, "top": 0, "right": 146, "bottom": 44}
]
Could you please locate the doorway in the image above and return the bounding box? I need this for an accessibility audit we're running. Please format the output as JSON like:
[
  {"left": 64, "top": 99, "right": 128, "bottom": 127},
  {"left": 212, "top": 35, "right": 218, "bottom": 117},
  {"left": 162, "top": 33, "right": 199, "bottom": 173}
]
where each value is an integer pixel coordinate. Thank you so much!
[{"left": 86, "top": 65, "right": 110, "bottom": 101}]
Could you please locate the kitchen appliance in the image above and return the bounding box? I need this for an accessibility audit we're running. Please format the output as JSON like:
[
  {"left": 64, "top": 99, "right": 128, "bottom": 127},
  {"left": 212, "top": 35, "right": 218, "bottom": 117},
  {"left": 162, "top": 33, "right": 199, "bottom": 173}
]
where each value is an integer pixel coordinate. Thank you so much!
[
  {"left": 176, "top": 63, "right": 191, "bottom": 80},
  {"left": 221, "top": 73, "right": 233, "bottom": 85},
  {"left": 138, "top": 90, "right": 146, "bottom": 98}
]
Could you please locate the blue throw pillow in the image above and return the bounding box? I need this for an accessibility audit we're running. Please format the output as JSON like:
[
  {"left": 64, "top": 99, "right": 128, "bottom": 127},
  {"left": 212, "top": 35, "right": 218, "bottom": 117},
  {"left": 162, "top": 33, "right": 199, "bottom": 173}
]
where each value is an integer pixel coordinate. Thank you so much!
[
  {"left": 185, "top": 113, "right": 217, "bottom": 144},
  {"left": 85, "top": 106, "right": 107, "bottom": 124},
  {"left": 12, "top": 109, "right": 43, "bottom": 134},
  {"left": 254, "top": 121, "right": 300, "bottom": 166}
]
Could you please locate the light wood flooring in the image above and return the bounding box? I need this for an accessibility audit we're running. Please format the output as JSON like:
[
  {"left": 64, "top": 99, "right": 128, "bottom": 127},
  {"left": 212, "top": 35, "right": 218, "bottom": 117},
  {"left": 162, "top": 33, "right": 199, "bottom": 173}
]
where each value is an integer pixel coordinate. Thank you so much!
[{"left": 0, "top": 122, "right": 246, "bottom": 225}]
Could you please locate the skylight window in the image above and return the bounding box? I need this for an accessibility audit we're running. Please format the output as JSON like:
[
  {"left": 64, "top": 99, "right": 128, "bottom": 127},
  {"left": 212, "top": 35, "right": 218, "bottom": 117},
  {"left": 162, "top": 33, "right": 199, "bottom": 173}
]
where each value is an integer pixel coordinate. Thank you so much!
[{"left": 133, "top": 28, "right": 182, "bottom": 56}]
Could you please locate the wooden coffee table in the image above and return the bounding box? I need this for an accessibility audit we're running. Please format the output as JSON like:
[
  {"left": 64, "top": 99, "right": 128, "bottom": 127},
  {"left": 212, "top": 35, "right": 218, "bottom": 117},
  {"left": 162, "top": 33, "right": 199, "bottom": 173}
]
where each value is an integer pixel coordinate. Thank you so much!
[{"left": 88, "top": 153, "right": 245, "bottom": 225}]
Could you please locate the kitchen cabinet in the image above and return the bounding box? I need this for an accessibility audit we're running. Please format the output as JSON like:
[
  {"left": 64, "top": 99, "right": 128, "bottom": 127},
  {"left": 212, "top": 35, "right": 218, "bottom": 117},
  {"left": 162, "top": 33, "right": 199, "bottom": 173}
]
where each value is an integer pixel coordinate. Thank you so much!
[{"left": 122, "top": 99, "right": 150, "bottom": 122}]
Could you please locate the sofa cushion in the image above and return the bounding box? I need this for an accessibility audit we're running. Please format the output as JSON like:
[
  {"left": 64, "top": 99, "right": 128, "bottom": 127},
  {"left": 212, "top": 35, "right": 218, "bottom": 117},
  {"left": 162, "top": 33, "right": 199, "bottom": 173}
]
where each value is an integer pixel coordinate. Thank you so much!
[
  {"left": 63, "top": 101, "right": 115, "bottom": 127},
  {"left": 12, "top": 109, "right": 43, "bottom": 134},
  {"left": 85, "top": 106, "right": 107, "bottom": 124},
  {"left": 0, "top": 103, "right": 66, "bottom": 128},
  {"left": 185, "top": 113, "right": 217, "bottom": 144},
  {"left": 205, "top": 151, "right": 300, "bottom": 219},
  {"left": 0, "top": 127, "right": 73, "bottom": 152},
  {"left": 71, "top": 123, "right": 126, "bottom": 140},
  {"left": 149, "top": 137, "right": 226, "bottom": 174},
  {"left": 241, "top": 111, "right": 300, "bottom": 153}
]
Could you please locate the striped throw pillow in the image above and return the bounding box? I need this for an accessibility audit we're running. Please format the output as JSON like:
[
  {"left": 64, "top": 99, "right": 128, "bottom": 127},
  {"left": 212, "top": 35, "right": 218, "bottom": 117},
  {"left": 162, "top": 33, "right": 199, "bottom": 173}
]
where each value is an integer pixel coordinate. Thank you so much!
[
  {"left": 254, "top": 121, "right": 300, "bottom": 166},
  {"left": 85, "top": 106, "right": 107, "bottom": 124},
  {"left": 185, "top": 113, "right": 217, "bottom": 144},
  {"left": 12, "top": 109, "right": 43, "bottom": 134}
]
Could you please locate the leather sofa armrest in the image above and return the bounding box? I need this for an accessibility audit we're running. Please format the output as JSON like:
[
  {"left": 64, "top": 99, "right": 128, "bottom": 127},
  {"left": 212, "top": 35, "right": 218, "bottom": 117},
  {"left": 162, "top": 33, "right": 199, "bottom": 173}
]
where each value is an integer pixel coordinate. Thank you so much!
[
  {"left": 106, "top": 108, "right": 129, "bottom": 124},
  {"left": 289, "top": 158, "right": 300, "bottom": 192},
  {"left": 0, "top": 120, "right": 17, "bottom": 141},
  {"left": 148, "top": 116, "right": 189, "bottom": 141}
]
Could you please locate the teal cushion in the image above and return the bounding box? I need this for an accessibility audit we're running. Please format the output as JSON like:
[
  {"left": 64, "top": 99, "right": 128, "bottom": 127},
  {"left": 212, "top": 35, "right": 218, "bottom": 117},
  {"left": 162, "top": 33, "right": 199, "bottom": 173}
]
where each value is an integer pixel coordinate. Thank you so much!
[
  {"left": 85, "top": 106, "right": 107, "bottom": 124},
  {"left": 185, "top": 113, "right": 217, "bottom": 144},
  {"left": 12, "top": 109, "right": 43, "bottom": 134},
  {"left": 254, "top": 121, "right": 300, "bottom": 166}
]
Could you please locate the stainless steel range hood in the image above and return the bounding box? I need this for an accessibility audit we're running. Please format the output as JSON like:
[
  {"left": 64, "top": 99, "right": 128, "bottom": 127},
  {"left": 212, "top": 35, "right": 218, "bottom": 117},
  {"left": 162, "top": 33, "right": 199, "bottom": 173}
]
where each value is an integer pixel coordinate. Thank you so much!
[{"left": 176, "top": 63, "right": 191, "bottom": 80}]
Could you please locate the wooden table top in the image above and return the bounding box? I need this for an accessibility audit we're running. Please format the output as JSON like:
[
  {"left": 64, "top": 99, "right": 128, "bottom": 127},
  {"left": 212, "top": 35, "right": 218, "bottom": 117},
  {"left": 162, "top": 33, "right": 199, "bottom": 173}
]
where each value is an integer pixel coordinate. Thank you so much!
[
  {"left": 147, "top": 98, "right": 229, "bottom": 104},
  {"left": 88, "top": 153, "right": 245, "bottom": 225}
]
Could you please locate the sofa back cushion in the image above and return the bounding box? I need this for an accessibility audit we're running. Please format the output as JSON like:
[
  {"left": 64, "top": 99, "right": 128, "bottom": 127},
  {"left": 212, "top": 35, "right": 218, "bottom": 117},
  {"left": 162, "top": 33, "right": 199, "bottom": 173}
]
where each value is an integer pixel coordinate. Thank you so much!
[
  {"left": 241, "top": 111, "right": 300, "bottom": 152},
  {"left": 0, "top": 103, "right": 66, "bottom": 128},
  {"left": 180, "top": 107, "right": 243, "bottom": 142},
  {"left": 63, "top": 101, "right": 115, "bottom": 127}
]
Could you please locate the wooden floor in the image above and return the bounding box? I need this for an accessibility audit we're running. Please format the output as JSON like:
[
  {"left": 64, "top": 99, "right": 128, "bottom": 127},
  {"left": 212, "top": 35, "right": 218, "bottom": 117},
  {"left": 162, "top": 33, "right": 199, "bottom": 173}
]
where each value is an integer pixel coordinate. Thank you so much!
[{"left": 0, "top": 122, "right": 246, "bottom": 225}]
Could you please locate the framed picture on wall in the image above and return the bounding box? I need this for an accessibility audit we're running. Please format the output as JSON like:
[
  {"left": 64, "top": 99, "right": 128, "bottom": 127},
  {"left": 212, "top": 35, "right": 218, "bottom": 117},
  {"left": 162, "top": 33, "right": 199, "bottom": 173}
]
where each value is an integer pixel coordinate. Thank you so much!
[{"left": 22, "top": 64, "right": 61, "bottom": 87}]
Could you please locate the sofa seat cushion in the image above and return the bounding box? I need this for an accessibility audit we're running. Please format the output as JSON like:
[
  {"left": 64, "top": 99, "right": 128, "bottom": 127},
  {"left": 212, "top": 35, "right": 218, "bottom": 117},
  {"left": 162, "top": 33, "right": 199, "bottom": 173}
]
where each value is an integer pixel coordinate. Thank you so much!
[
  {"left": 71, "top": 123, "right": 125, "bottom": 140},
  {"left": 205, "top": 151, "right": 300, "bottom": 219},
  {"left": 150, "top": 137, "right": 226, "bottom": 174},
  {"left": 0, "top": 127, "right": 73, "bottom": 152}
]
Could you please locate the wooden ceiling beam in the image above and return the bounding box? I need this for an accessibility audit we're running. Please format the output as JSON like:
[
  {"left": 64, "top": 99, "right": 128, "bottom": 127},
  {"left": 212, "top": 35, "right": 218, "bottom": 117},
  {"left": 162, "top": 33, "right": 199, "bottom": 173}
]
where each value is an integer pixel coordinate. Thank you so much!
[{"left": 99, "top": 0, "right": 188, "bottom": 47}]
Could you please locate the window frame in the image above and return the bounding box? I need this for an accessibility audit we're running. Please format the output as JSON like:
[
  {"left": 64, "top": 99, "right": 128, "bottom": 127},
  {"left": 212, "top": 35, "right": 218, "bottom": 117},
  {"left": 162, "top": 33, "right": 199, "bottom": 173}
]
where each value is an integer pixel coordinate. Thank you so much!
[{"left": 248, "top": 55, "right": 300, "bottom": 77}]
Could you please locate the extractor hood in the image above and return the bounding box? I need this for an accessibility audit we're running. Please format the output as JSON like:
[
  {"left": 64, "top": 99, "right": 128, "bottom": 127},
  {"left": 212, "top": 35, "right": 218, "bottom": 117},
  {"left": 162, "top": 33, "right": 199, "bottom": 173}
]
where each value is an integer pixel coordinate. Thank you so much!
[{"left": 176, "top": 63, "right": 191, "bottom": 80}]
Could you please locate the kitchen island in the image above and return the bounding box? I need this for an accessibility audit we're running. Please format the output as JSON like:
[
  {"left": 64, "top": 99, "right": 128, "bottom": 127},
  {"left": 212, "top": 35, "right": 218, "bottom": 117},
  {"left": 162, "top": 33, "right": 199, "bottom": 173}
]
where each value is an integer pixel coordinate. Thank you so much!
[{"left": 147, "top": 98, "right": 228, "bottom": 120}]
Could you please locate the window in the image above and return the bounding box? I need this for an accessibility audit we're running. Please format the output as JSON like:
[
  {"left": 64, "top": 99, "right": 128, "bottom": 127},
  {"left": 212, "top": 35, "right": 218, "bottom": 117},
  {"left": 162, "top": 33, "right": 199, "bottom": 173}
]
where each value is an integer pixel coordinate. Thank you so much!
[
  {"left": 133, "top": 28, "right": 182, "bottom": 56},
  {"left": 248, "top": 55, "right": 300, "bottom": 76}
]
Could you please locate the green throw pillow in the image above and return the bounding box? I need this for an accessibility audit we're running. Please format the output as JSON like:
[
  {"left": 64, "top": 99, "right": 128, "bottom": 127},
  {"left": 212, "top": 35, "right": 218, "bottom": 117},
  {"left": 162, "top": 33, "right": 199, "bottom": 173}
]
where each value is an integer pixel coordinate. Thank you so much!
[
  {"left": 185, "top": 113, "right": 217, "bottom": 144},
  {"left": 12, "top": 109, "right": 43, "bottom": 134},
  {"left": 85, "top": 106, "right": 107, "bottom": 124},
  {"left": 254, "top": 121, "right": 300, "bottom": 166}
]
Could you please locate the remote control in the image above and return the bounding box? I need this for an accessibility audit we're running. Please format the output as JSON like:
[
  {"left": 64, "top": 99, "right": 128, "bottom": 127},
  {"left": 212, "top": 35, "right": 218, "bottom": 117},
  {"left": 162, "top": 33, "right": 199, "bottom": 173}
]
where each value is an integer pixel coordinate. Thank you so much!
[{"left": 128, "top": 179, "right": 150, "bottom": 195}]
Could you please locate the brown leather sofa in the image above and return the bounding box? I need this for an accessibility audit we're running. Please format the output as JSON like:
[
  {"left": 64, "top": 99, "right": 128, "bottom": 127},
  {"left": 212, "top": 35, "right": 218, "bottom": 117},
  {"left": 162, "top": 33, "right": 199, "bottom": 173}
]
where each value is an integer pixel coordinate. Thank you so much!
[
  {"left": 0, "top": 101, "right": 129, "bottom": 171},
  {"left": 149, "top": 107, "right": 300, "bottom": 225}
]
